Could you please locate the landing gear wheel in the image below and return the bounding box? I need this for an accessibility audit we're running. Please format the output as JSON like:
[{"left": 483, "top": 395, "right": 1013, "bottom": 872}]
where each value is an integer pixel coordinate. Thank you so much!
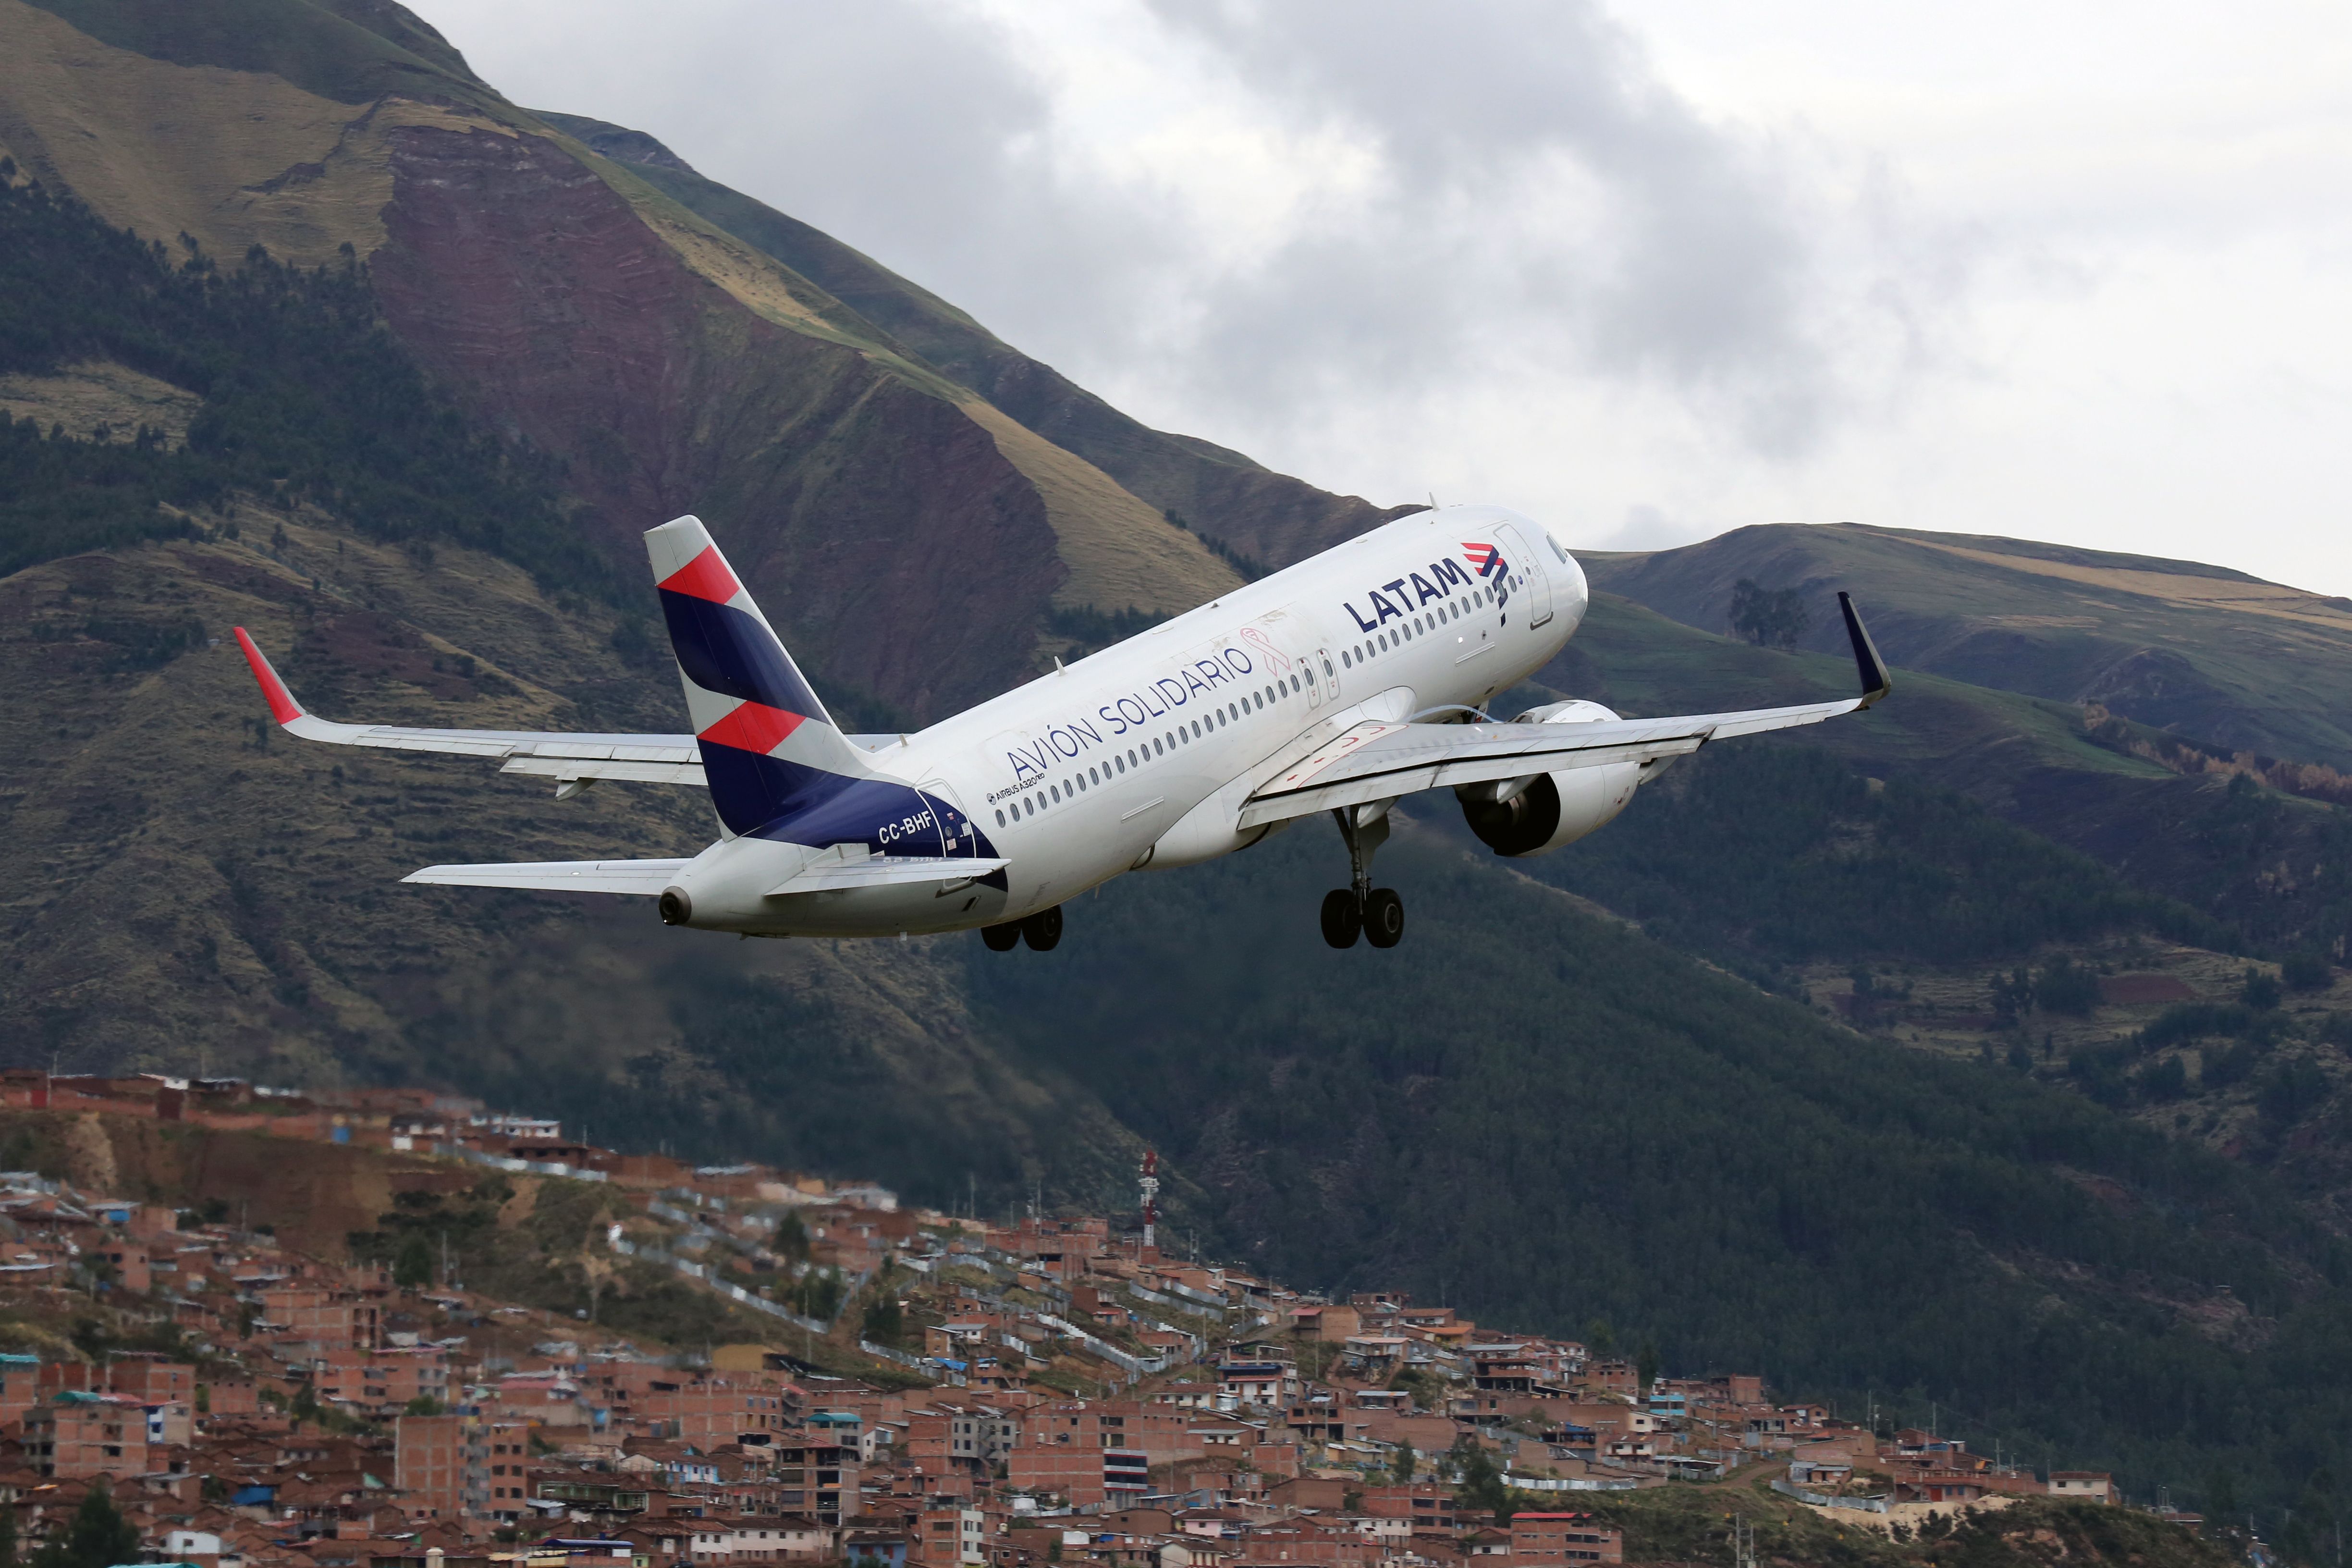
[
  {"left": 980, "top": 922, "right": 1021, "bottom": 952},
  {"left": 1320, "top": 889, "right": 1362, "bottom": 949},
  {"left": 1020, "top": 906, "right": 1064, "bottom": 951},
  {"left": 1363, "top": 888, "right": 1405, "bottom": 948}
]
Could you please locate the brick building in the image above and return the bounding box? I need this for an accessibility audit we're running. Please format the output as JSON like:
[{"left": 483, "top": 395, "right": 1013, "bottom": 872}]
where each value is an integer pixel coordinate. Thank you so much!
[
  {"left": 23, "top": 1391, "right": 149, "bottom": 1478},
  {"left": 312, "top": 1347, "right": 451, "bottom": 1416},
  {"left": 395, "top": 1412, "right": 530, "bottom": 1520},
  {"left": 638, "top": 1378, "right": 794, "bottom": 1447},
  {"left": 772, "top": 1436, "right": 859, "bottom": 1527},
  {"left": 106, "top": 1354, "right": 196, "bottom": 1404},
  {"left": 262, "top": 1285, "right": 380, "bottom": 1351},
  {"left": 1509, "top": 1515, "right": 1621, "bottom": 1566}
]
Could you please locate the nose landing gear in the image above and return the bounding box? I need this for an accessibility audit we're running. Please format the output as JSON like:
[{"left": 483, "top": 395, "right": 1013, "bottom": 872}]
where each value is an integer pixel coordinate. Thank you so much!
[{"left": 1321, "top": 803, "right": 1406, "bottom": 948}]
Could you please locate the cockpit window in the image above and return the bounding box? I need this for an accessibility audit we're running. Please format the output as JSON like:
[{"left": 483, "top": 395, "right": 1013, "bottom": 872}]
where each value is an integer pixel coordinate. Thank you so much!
[{"left": 1545, "top": 531, "right": 1570, "bottom": 564}]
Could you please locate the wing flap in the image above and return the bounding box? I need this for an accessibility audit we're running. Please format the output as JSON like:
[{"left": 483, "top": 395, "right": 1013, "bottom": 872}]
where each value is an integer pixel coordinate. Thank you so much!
[
  {"left": 499, "top": 756, "right": 709, "bottom": 786},
  {"left": 402, "top": 859, "right": 691, "bottom": 894}
]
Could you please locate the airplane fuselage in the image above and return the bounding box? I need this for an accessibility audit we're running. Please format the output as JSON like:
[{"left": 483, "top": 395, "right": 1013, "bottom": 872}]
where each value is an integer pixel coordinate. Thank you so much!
[{"left": 665, "top": 504, "right": 1586, "bottom": 937}]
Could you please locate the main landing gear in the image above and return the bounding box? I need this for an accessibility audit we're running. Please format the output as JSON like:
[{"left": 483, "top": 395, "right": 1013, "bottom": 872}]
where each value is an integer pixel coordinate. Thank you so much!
[
  {"left": 981, "top": 905, "right": 1063, "bottom": 952},
  {"left": 1322, "top": 804, "right": 1405, "bottom": 949}
]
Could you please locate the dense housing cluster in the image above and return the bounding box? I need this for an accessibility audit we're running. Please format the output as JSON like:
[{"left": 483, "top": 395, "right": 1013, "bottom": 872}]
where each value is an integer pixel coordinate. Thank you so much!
[{"left": 0, "top": 1072, "right": 2159, "bottom": 1568}]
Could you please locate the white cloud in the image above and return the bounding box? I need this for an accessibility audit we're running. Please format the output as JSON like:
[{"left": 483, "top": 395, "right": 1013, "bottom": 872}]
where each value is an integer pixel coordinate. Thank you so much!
[{"left": 416, "top": 0, "right": 2352, "bottom": 594}]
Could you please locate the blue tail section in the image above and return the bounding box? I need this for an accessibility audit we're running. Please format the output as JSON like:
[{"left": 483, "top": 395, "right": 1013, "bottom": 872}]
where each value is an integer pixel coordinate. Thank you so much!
[{"left": 645, "top": 514, "right": 997, "bottom": 862}]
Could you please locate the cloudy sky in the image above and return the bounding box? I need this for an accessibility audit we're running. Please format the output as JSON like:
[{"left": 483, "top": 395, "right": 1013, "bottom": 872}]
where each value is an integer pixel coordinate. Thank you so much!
[{"left": 417, "top": 0, "right": 2352, "bottom": 593}]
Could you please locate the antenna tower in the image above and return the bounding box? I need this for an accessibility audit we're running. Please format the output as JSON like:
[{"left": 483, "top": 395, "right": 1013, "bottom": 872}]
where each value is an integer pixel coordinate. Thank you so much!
[{"left": 1138, "top": 1149, "right": 1161, "bottom": 1251}]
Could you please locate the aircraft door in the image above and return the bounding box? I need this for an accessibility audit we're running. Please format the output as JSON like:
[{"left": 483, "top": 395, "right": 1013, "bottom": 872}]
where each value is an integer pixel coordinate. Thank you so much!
[
  {"left": 917, "top": 778, "right": 974, "bottom": 855},
  {"left": 1497, "top": 523, "right": 1555, "bottom": 628}
]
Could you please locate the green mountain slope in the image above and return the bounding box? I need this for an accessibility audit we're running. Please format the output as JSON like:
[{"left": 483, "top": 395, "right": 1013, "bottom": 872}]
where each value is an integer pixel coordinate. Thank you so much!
[
  {"left": 1582, "top": 524, "right": 2352, "bottom": 767},
  {"left": 1526, "top": 594, "right": 2352, "bottom": 962}
]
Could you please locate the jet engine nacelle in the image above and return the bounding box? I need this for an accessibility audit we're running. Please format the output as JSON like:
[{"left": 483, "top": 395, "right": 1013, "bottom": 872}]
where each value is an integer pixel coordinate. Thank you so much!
[{"left": 1457, "top": 699, "right": 1644, "bottom": 857}]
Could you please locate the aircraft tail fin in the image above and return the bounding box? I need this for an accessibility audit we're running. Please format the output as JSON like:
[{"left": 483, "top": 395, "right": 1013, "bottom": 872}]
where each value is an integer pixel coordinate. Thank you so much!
[{"left": 647, "top": 514, "right": 873, "bottom": 836}]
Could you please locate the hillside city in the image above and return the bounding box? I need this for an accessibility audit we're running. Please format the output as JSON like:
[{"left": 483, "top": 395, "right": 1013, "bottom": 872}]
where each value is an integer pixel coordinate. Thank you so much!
[{"left": 0, "top": 1072, "right": 2199, "bottom": 1568}]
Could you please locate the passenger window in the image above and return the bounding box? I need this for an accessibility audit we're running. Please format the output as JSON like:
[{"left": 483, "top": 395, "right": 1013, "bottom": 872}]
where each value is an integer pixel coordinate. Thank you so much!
[
  {"left": 995, "top": 809, "right": 1005, "bottom": 826},
  {"left": 1050, "top": 785, "right": 1060, "bottom": 803}
]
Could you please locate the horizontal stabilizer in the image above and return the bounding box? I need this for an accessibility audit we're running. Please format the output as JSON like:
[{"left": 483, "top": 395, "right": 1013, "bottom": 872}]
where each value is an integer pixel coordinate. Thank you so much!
[{"left": 402, "top": 859, "right": 691, "bottom": 895}]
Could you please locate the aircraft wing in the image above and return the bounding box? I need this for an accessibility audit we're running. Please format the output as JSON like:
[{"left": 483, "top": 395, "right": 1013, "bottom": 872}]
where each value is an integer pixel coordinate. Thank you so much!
[
  {"left": 233, "top": 628, "right": 705, "bottom": 789},
  {"left": 1237, "top": 591, "right": 1891, "bottom": 831}
]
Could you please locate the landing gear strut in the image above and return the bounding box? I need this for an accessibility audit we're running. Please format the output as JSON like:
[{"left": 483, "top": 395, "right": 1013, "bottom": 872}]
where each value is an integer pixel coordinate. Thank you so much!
[{"left": 1322, "top": 804, "right": 1404, "bottom": 948}]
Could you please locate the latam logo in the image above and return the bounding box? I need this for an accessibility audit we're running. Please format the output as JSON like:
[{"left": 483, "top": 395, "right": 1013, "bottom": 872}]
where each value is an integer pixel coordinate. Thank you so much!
[{"left": 1340, "top": 546, "right": 1503, "bottom": 634}]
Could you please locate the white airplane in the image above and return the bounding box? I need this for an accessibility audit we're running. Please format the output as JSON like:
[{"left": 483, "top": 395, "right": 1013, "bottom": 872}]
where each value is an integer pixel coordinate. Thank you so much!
[{"left": 234, "top": 507, "right": 1888, "bottom": 949}]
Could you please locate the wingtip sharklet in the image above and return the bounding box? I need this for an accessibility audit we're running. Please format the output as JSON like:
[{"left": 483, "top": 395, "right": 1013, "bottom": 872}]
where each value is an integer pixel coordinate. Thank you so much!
[
  {"left": 1837, "top": 591, "right": 1892, "bottom": 709},
  {"left": 232, "top": 626, "right": 306, "bottom": 726}
]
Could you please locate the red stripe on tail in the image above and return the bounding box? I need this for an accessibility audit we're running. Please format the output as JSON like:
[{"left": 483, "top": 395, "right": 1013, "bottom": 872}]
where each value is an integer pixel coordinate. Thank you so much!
[
  {"left": 658, "top": 545, "right": 743, "bottom": 605},
  {"left": 698, "top": 701, "right": 805, "bottom": 755}
]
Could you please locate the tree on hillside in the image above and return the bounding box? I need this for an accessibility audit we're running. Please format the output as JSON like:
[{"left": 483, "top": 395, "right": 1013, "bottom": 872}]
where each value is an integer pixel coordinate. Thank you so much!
[
  {"left": 37, "top": 1482, "right": 137, "bottom": 1568},
  {"left": 393, "top": 1231, "right": 434, "bottom": 1290},
  {"left": 2035, "top": 957, "right": 2101, "bottom": 1016},
  {"left": 1393, "top": 1443, "right": 1417, "bottom": 1485},
  {"left": 1448, "top": 1435, "right": 1511, "bottom": 1520},
  {"left": 2282, "top": 951, "right": 2333, "bottom": 991},
  {"left": 861, "top": 1292, "right": 904, "bottom": 1345},
  {"left": 1728, "top": 579, "right": 1810, "bottom": 650}
]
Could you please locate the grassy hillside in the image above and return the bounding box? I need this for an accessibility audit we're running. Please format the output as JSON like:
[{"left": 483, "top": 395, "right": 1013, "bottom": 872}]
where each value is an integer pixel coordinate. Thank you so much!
[{"left": 1582, "top": 523, "right": 2352, "bottom": 767}]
